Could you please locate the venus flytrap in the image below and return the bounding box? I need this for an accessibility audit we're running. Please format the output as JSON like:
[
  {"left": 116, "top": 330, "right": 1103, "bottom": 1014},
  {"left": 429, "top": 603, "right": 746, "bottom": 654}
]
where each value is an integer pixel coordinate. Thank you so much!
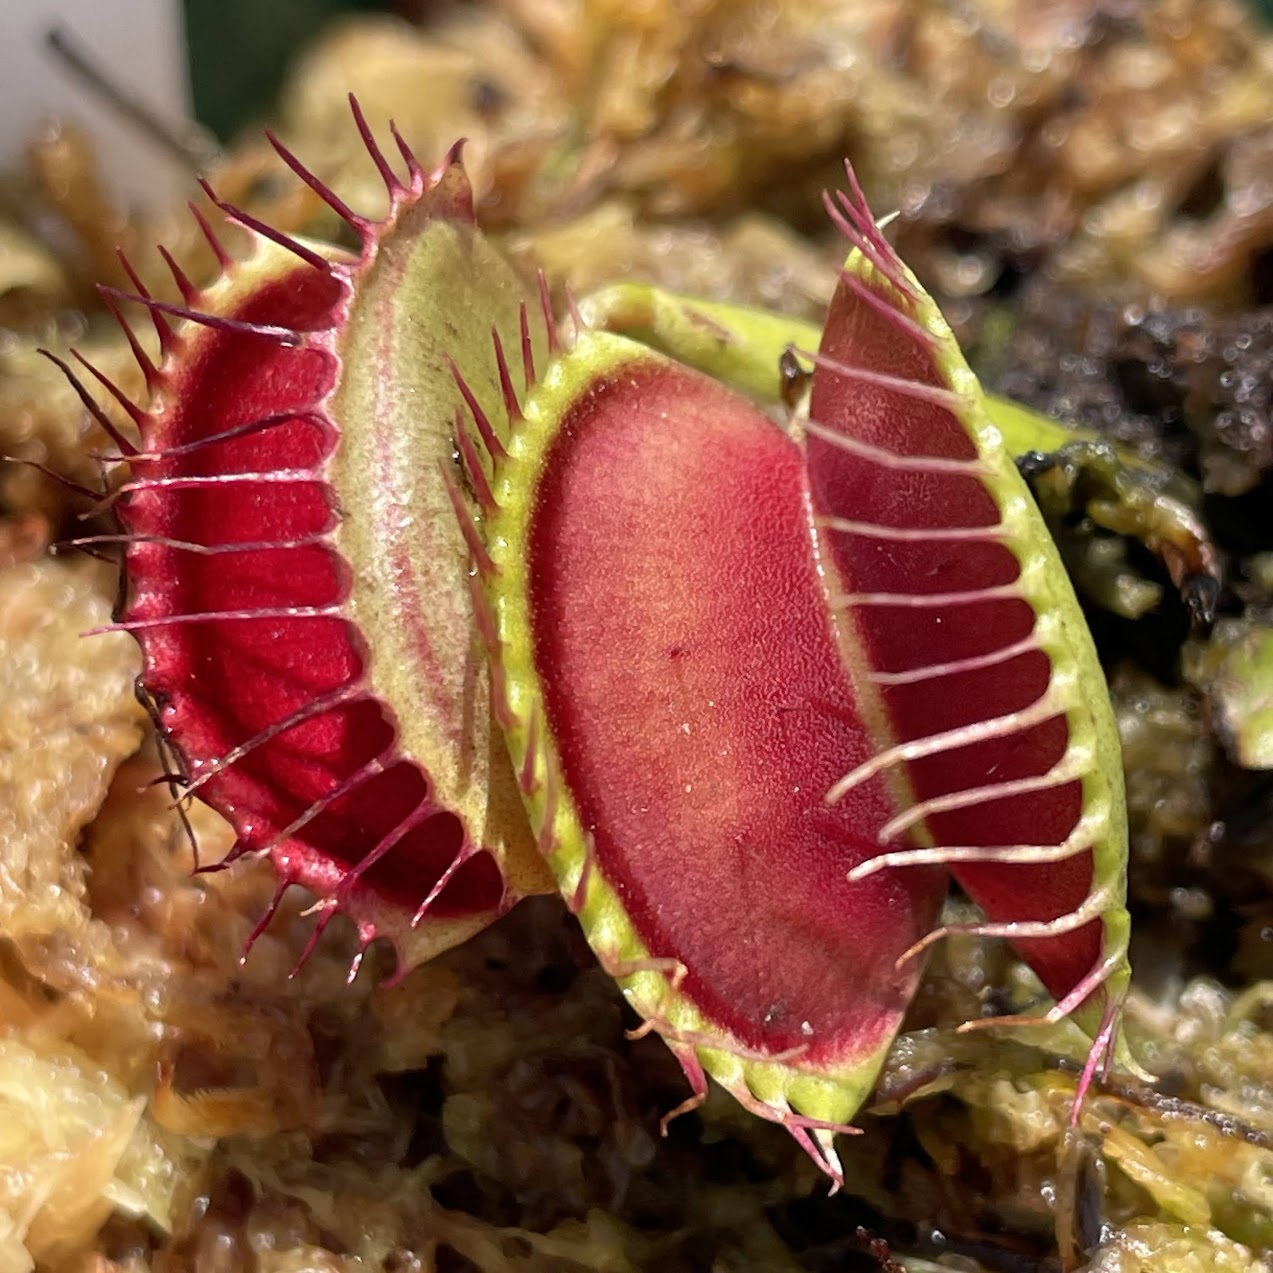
[
  {"left": 51, "top": 101, "right": 1168, "bottom": 1185},
  {"left": 57, "top": 100, "right": 555, "bottom": 979}
]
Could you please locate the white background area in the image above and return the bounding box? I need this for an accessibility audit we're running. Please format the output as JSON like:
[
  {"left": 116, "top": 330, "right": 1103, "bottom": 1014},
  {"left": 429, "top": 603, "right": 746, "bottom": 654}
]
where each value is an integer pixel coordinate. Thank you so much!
[{"left": 0, "top": 0, "right": 192, "bottom": 208}]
